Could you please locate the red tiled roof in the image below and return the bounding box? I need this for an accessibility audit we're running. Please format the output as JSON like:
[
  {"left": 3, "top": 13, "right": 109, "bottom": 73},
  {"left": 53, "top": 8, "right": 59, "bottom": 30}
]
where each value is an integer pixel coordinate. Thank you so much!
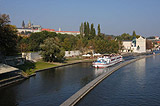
[
  {"left": 42, "top": 28, "right": 55, "bottom": 31},
  {"left": 55, "top": 31, "right": 80, "bottom": 33}
]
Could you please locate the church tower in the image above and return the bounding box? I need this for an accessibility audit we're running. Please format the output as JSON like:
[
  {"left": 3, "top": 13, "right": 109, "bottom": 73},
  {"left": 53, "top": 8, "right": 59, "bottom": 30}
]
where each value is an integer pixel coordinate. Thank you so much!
[
  {"left": 22, "top": 20, "right": 25, "bottom": 28},
  {"left": 28, "top": 20, "right": 31, "bottom": 28}
]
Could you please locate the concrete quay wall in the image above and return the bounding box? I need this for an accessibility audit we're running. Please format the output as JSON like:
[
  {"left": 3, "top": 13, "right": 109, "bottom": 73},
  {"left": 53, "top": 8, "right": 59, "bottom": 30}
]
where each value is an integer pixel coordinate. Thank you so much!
[{"left": 60, "top": 54, "right": 159, "bottom": 106}]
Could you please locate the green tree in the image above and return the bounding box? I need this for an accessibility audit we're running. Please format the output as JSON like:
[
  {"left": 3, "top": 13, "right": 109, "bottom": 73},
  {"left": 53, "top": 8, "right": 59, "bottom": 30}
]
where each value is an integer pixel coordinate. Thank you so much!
[
  {"left": 0, "top": 14, "right": 18, "bottom": 55},
  {"left": 84, "top": 22, "right": 87, "bottom": 37},
  {"left": 62, "top": 38, "right": 72, "bottom": 51},
  {"left": 40, "top": 37, "right": 64, "bottom": 62},
  {"left": 80, "top": 22, "right": 84, "bottom": 37},
  {"left": 28, "top": 31, "right": 57, "bottom": 51},
  {"left": 98, "top": 24, "right": 101, "bottom": 36},
  {"left": 132, "top": 30, "right": 136, "bottom": 36},
  {"left": 90, "top": 23, "right": 96, "bottom": 39},
  {"left": 86, "top": 22, "right": 90, "bottom": 37},
  {"left": 94, "top": 39, "right": 107, "bottom": 54}
]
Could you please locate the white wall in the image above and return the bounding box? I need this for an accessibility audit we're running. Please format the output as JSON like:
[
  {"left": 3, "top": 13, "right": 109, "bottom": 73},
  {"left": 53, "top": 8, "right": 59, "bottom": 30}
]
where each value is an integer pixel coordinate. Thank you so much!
[
  {"left": 122, "top": 41, "right": 132, "bottom": 52},
  {"left": 132, "top": 36, "right": 146, "bottom": 53},
  {"left": 122, "top": 36, "right": 146, "bottom": 53},
  {"left": 65, "top": 50, "right": 81, "bottom": 57}
]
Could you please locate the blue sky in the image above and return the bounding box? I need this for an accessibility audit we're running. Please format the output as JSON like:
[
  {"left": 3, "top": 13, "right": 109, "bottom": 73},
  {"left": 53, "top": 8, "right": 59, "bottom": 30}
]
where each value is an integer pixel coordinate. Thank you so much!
[{"left": 0, "top": 0, "right": 160, "bottom": 36}]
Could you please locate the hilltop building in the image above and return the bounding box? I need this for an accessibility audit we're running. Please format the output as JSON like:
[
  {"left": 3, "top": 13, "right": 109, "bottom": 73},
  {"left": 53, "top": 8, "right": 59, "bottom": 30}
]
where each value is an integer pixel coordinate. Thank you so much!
[
  {"left": 122, "top": 36, "right": 146, "bottom": 53},
  {"left": 17, "top": 21, "right": 42, "bottom": 36},
  {"left": 17, "top": 21, "right": 80, "bottom": 36}
]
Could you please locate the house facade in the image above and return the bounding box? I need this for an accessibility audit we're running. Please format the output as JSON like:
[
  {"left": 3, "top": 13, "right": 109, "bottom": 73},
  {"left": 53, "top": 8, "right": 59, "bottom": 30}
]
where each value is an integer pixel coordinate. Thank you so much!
[{"left": 122, "top": 36, "right": 146, "bottom": 53}]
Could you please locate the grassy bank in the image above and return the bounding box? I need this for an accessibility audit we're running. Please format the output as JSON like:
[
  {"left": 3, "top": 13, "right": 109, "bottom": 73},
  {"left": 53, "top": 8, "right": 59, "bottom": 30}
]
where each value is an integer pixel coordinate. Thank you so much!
[
  {"left": 16, "top": 60, "right": 57, "bottom": 75},
  {"left": 17, "top": 57, "right": 95, "bottom": 76}
]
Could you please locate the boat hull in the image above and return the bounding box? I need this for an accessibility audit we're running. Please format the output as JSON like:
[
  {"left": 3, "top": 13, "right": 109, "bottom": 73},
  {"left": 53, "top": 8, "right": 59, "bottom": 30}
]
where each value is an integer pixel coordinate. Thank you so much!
[{"left": 92, "top": 57, "right": 123, "bottom": 68}]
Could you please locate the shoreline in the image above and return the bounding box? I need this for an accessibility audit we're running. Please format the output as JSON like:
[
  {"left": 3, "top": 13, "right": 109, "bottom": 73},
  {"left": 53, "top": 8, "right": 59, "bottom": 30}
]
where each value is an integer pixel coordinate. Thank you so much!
[
  {"left": 60, "top": 53, "right": 159, "bottom": 106},
  {"left": 0, "top": 52, "right": 152, "bottom": 88}
]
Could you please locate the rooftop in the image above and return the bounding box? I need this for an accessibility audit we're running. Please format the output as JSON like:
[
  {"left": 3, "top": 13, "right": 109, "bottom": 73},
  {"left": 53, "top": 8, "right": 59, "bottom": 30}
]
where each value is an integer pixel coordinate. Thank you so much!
[{"left": 0, "top": 64, "right": 19, "bottom": 74}]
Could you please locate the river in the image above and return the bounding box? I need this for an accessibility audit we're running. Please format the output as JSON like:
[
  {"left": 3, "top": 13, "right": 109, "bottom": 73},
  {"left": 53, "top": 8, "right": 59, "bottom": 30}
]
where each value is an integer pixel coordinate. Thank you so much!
[
  {"left": 0, "top": 54, "right": 155, "bottom": 106},
  {"left": 0, "top": 62, "right": 109, "bottom": 106},
  {"left": 77, "top": 55, "right": 160, "bottom": 106}
]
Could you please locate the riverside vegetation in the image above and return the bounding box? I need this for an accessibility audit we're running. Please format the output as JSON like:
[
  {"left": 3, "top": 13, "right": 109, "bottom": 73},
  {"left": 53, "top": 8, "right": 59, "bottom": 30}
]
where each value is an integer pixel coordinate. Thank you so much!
[{"left": 0, "top": 13, "right": 150, "bottom": 75}]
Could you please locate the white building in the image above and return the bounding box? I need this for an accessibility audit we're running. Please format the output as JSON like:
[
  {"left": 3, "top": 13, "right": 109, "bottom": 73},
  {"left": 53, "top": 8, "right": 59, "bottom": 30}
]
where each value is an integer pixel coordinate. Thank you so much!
[
  {"left": 65, "top": 50, "right": 81, "bottom": 57},
  {"left": 55, "top": 31, "right": 80, "bottom": 36},
  {"left": 122, "top": 36, "right": 146, "bottom": 53},
  {"left": 131, "top": 36, "right": 146, "bottom": 53},
  {"left": 122, "top": 41, "right": 132, "bottom": 52},
  {"left": 17, "top": 28, "right": 41, "bottom": 33}
]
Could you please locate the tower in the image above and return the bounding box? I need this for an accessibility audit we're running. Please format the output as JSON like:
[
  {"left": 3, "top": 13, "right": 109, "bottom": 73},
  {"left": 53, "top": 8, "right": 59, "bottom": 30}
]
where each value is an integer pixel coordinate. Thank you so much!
[
  {"left": 28, "top": 20, "right": 31, "bottom": 28},
  {"left": 22, "top": 20, "right": 25, "bottom": 28},
  {"left": 59, "top": 28, "right": 61, "bottom": 31}
]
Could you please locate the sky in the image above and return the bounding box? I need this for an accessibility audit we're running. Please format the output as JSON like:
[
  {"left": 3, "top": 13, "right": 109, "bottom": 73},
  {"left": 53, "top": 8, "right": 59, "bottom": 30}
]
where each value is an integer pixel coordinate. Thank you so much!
[{"left": 0, "top": 0, "right": 160, "bottom": 37}]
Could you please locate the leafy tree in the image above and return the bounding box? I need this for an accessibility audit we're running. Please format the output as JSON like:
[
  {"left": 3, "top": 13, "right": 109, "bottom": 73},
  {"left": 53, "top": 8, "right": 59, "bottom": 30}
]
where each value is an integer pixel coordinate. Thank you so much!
[
  {"left": 17, "top": 37, "right": 29, "bottom": 52},
  {"left": 62, "top": 38, "right": 72, "bottom": 51},
  {"left": 90, "top": 23, "right": 96, "bottom": 39},
  {"left": 84, "top": 22, "right": 87, "bottom": 37},
  {"left": 76, "top": 39, "right": 84, "bottom": 52},
  {"left": 132, "top": 30, "right": 136, "bottom": 36},
  {"left": 94, "top": 39, "right": 107, "bottom": 54},
  {"left": 40, "top": 37, "right": 64, "bottom": 62},
  {"left": 0, "top": 14, "right": 18, "bottom": 55},
  {"left": 28, "top": 31, "right": 57, "bottom": 51},
  {"left": 98, "top": 24, "right": 101, "bottom": 36},
  {"left": 80, "top": 22, "right": 84, "bottom": 37},
  {"left": 86, "top": 22, "right": 90, "bottom": 37}
]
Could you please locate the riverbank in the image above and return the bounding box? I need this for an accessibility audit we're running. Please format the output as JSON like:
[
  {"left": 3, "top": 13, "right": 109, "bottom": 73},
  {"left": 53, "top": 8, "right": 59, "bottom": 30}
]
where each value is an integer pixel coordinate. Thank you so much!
[
  {"left": 0, "top": 52, "right": 152, "bottom": 88},
  {"left": 23, "top": 52, "right": 152, "bottom": 75},
  {"left": 60, "top": 53, "right": 159, "bottom": 106}
]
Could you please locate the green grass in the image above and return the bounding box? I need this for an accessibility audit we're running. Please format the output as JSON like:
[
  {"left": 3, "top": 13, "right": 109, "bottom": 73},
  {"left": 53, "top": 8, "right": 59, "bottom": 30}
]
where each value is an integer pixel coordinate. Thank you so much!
[
  {"left": 66, "top": 56, "right": 83, "bottom": 61},
  {"left": 34, "top": 61, "right": 56, "bottom": 70},
  {"left": 16, "top": 60, "right": 56, "bottom": 75},
  {"left": 17, "top": 57, "right": 91, "bottom": 76}
]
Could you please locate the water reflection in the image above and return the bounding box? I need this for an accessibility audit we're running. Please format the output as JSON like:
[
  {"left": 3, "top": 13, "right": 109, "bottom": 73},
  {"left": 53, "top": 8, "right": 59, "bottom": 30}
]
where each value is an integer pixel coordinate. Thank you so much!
[
  {"left": 134, "top": 58, "right": 146, "bottom": 77},
  {"left": 77, "top": 55, "right": 160, "bottom": 106},
  {"left": 0, "top": 62, "right": 107, "bottom": 106},
  {"left": 93, "top": 68, "right": 109, "bottom": 77}
]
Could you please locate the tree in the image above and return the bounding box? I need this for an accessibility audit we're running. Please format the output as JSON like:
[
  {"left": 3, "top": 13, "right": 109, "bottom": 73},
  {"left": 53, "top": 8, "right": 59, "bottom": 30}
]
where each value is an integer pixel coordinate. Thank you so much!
[
  {"left": 94, "top": 39, "right": 107, "bottom": 54},
  {"left": 90, "top": 23, "right": 96, "bottom": 39},
  {"left": 28, "top": 31, "right": 57, "bottom": 51},
  {"left": 84, "top": 22, "right": 87, "bottom": 37},
  {"left": 40, "top": 37, "right": 64, "bottom": 62},
  {"left": 0, "top": 14, "right": 18, "bottom": 56},
  {"left": 80, "top": 22, "right": 84, "bottom": 37},
  {"left": 98, "top": 24, "right": 101, "bottom": 36},
  {"left": 132, "top": 30, "right": 136, "bottom": 36},
  {"left": 86, "top": 22, "right": 90, "bottom": 37},
  {"left": 62, "top": 38, "right": 72, "bottom": 51}
]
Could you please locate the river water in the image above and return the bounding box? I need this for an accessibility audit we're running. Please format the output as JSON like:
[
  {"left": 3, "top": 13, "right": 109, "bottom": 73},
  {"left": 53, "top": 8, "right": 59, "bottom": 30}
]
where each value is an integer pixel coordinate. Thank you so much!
[
  {"left": 77, "top": 55, "right": 160, "bottom": 106},
  {"left": 0, "top": 62, "right": 109, "bottom": 106},
  {"left": 0, "top": 54, "right": 156, "bottom": 106}
]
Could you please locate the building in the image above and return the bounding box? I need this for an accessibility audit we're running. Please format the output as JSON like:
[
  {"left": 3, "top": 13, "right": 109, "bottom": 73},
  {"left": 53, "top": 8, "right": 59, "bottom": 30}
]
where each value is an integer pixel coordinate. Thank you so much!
[
  {"left": 122, "top": 36, "right": 146, "bottom": 53},
  {"left": 55, "top": 28, "right": 80, "bottom": 36},
  {"left": 122, "top": 41, "right": 132, "bottom": 52},
  {"left": 155, "top": 36, "right": 159, "bottom": 40},
  {"left": 55, "top": 31, "right": 80, "bottom": 36},
  {"left": 17, "top": 21, "right": 42, "bottom": 36},
  {"left": 17, "top": 21, "right": 80, "bottom": 36},
  {"left": 131, "top": 36, "right": 146, "bottom": 53},
  {"left": 41, "top": 28, "right": 55, "bottom": 32}
]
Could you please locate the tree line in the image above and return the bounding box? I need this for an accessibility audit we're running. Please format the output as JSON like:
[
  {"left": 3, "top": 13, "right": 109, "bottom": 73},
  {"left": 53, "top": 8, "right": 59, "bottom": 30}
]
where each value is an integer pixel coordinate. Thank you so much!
[{"left": 2, "top": 14, "right": 151, "bottom": 63}]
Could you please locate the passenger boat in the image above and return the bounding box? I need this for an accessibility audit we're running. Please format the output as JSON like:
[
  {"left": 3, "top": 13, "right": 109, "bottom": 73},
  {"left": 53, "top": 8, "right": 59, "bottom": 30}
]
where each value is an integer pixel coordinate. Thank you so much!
[{"left": 92, "top": 54, "right": 123, "bottom": 68}]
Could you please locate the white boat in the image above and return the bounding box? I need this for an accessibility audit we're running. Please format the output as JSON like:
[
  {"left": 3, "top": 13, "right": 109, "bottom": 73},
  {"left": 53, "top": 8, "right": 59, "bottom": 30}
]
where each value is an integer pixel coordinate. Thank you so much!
[{"left": 92, "top": 54, "right": 123, "bottom": 68}]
